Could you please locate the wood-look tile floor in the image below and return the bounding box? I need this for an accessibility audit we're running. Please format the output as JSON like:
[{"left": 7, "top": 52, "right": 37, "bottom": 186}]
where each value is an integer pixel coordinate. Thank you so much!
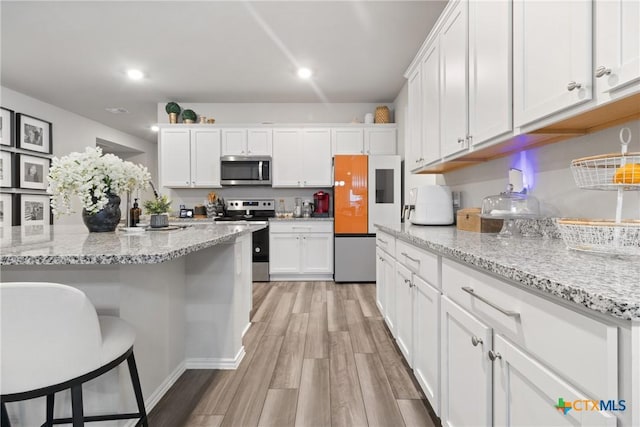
[{"left": 149, "top": 282, "right": 437, "bottom": 427}]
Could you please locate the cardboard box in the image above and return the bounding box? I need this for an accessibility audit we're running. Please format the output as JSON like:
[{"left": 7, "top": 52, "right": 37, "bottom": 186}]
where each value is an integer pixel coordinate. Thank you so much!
[{"left": 456, "top": 208, "right": 503, "bottom": 233}]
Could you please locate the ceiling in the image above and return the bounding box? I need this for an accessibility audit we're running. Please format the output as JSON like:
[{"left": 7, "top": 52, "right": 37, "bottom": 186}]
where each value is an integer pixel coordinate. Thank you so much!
[{"left": 1, "top": 1, "right": 446, "bottom": 142}]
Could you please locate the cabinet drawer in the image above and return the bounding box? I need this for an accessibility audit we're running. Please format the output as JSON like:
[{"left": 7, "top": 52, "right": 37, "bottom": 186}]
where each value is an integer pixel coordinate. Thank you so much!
[
  {"left": 270, "top": 221, "right": 333, "bottom": 234},
  {"left": 442, "top": 258, "right": 618, "bottom": 399},
  {"left": 396, "top": 239, "right": 439, "bottom": 287},
  {"left": 375, "top": 231, "right": 395, "bottom": 256}
]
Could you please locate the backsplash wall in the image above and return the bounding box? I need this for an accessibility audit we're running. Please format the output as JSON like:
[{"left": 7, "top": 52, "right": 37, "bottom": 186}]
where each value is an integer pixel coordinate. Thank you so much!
[{"left": 443, "top": 119, "right": 640, "bottom": 219}]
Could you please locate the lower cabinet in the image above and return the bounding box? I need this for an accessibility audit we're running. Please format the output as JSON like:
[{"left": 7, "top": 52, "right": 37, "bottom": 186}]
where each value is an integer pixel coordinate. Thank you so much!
[
  {"left": 395, "top": 262, "right": 414, "bottom": 362},
  {"left": 269, "top": 221, "right": 333, "bottom": 281},
  {"left": 440, "top": 296, "right": 493, "bottom": 427}
]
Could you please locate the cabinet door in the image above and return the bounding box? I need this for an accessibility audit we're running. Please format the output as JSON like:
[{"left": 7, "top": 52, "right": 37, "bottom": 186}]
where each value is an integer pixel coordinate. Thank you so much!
[
  {"left": 468, "top": 0, "right": 512, "bottom": 146},
  {"left": 191, "top": 129, "right": 221, "bottom": 187},
  {"left": 382, "top": 251, "right": 396, "bottom": 333},
  {"left": 440, "top": 0, "right": 469, "bottom": 158},
  {"left": 332, "top": 128, "right": 364, "bottom": 154},
  {"left": 394, "top": 262, "right": 413, "bottom": 363},
  {"left": 514, "top": 0, "right": 592, "bottom": 127},
  {"left": 595, "top": 0, "right": 640, "bottom": 97},
  {"left": 493, "top": 334, "right": 617, "bottom": 427},
  {"left": 247, "top": 129, "right": 273, "bottom": 156},
  {"left": 441, "top": 296, "right": 492, "bottom": 427},
  {"left": 406, "top": 66, "right": 423, "bottom": 169},
  {"left": 421, "top": 42, "right": 441, "bottom": 164},
  {"left": 375, "top": 248, "right": 386, "bottom": 314},
  {"left": 301, "top": 233, "right": 333, "bottom": 274},
  {"left": 221, "top": 129, "right": 247, "bottom": 155},
  {"left": 413, "top": 275, "right": 441, "bottom": 416},
  {"left": 159, "top": 128, "right": 191, "bottom": 187},
  {"left": 365, "top": 128, "right": 396, "bottom": 155},
  {"left": 272, "top": 129, "right": 302, "bottom": 187},
  {"left": 301, "top": 129, "right": 332, "bottom": 187},
  {"left": 269, "top": 233, "right": 301, "bottom": 273}
]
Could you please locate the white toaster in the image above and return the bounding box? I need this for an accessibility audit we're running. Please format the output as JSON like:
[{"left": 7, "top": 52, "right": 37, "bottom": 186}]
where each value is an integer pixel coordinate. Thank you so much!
[{"left": 410, "top": 185, "right": 454, "bottom": 225}]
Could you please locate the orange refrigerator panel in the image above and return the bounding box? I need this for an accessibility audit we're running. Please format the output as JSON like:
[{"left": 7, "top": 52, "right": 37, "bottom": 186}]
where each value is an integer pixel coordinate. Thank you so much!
[{"left": 334, "top": 155, "right": 368, "bottom": 234}]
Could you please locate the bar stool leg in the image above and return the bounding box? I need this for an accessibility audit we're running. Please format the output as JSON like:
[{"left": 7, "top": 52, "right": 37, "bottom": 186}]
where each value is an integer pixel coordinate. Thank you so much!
[
  {"left": 70, "top": 385, "right": 84, "bottom": 427},
  {"left": 1, "top": 401, "right": 11, "bottom": 427},
  {"left": 127, "top": 352, "right": 148, "bottom": 427},
  {"left": 45, "top": 393, "right": 54, "bottom": 427}
]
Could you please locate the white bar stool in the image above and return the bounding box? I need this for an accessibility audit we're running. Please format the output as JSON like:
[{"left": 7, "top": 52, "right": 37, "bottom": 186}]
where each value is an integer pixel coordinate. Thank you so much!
[{"left": 0, "top": 282, "right": 148, "bottom": 426}]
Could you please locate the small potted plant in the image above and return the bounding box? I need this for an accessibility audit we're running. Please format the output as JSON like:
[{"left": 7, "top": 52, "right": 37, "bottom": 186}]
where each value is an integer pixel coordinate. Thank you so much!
[
  {"left": 165, "top": 102, "right": 181, "bottom": 124},
  {"left": 144, "top": 194, "right": 172, "bottom": 228},
  {"left": 182, "top": 109, "right": 197, "bottom": 124}
]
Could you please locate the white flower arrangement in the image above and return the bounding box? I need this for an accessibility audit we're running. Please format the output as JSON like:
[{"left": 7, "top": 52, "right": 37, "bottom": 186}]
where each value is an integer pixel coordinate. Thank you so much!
[{"left": 47, "top": 146, "right": 151, "bottom": 216}]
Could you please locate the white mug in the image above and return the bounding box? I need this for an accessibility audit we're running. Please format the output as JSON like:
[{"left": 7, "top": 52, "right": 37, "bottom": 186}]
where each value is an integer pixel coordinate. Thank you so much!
[{"left": 364, "top": 113, "right": 374, "bottom": 124}]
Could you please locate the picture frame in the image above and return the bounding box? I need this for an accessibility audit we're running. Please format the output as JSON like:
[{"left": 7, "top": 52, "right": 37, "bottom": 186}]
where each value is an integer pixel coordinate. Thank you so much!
[
  {"left": 0, "top": 151, "right": 12, "bottom": 188},
  {"left": 17, "top": 153, "right": 50, "bottom": 190},
  {"left": 0, "top": 193, "right": 14, "bottom": 227},
  {"left": 0, "top": 107, "right": 14, "bottom": 147},
  {"left": 17, "top": 193, "right": 52, "bottom": 226},
  {"left": 16, "top": 113, "right": 52, "bottom": 154}
]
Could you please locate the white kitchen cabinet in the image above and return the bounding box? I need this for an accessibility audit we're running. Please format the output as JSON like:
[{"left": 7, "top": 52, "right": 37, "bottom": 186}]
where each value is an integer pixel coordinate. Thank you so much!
[
  {"left": 412, "top": 274, "right": 441, "bottom": 417},
  {"left": 394, "top": 262, "right": 414, "bottom": 363},
  {"left": 159, "top": 128, "right": 221, "bottom": 188},
  {"left": 514, "top": 0, "right": 593, "bottom": 128},
  {"left": 221, "top": 128, "right": 272, "bottom": 156},
  {"left": 272, "top": 128, "right": 332, "bottom": 187},
  {"left": 493, "top": 334, "right": 617, "bottom": 427},
  {"left": 364, "top": 128, "right": 396, "bottom": 155},
  {"left": 375, "top": 248, "right": 385, "bottom": 314},
  {"left": 406, "top": 66, "right": 423, "bottom": 169},
  {"left": 376, "top": 232, "right": 397, "bottom": 333},
  {"left": 421, "top": 42, "right": 440, "bottom": 165},
  {"left": 468, "top": 0, "right": 512, "bottom": 146},
  {"left": 332, "top": 128, "right": 364, "bottom": 154},
  {"left": 440, "top": 296, "right": 493, "bottom": 427},
  {"left": 269, "top": 221, "right": 333, "bottom": 280},
  {"left": 594, "top": 0, "right": 640, "bottom": 100},
  {"left": 439, "top": 0, "right": 469, "bottom": 159}
]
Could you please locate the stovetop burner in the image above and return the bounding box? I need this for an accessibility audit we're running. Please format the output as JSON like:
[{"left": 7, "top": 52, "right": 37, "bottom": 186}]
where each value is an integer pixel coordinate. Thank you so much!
[{"left": 216, "top": 198, "right": 275, "bottom": 222}]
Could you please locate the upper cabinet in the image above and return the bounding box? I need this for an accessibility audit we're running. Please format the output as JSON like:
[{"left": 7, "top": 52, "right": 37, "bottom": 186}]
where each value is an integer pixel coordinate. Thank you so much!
[
  {"left": 421, "top": 42, "right": 441, "bottom": 165},
  {"left": 513, "top": 0, "right": 593, "bottom": 128},
  {"left": 221, "top": 128, "right": 272, "bottom": 156},
  {"left": 159, "top": 128, "right": 221, "bottom": 188},
  {"left": 407, "top": 66, "right": 424, "bottom": 169},
  {"left": 594, "top": 0, "right": 640, "bottom": 100},
  {"left": 272, "top": 128, "right": 332, "bottom": 187},
  {"left": 331, "top": 126, "right": 396, "bottom": 155}
]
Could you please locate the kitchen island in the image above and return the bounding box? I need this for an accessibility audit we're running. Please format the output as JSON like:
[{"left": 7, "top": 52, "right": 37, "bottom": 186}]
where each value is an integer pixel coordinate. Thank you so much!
[
  {"left": 1, "top": 223, "right": 262, "bottom": 426},
  {"left": 375, "top": 223, "right": 640, "bottom": 426}
]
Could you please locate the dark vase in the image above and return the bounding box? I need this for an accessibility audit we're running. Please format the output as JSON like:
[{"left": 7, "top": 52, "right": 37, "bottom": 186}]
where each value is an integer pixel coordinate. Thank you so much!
[{"left": 82, "top": 194, "right": 121, "bottom": 232}]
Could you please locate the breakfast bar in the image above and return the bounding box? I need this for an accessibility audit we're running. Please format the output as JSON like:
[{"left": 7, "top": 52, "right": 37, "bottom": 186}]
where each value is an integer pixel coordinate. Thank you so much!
[{"left": 1, "top": 223, "right": 262, "bottom": 425}]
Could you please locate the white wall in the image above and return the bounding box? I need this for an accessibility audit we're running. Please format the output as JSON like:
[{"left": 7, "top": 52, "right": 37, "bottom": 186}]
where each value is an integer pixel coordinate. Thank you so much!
[
  {"left": 442, "top": 120, "right": 640, "bottom": 219},
  {"left": 393, "top": 82, "right": 439, "bottom": 204},
  {"left": 2, "top": 86, "right": 158, "bottom": 225}
]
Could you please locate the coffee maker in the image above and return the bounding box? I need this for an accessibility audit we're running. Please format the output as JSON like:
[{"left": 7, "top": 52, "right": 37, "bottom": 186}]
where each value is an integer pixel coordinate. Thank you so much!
[{"left": 312, "top": 191, "right": 330, "bottom": 217}]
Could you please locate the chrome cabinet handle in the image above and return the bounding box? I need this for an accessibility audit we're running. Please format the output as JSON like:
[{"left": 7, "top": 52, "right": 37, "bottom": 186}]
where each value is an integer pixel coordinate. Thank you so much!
[
  {"left": 400, "top": 252, "right": 420, "bottom": 263},
  {"left": 457, "top": 137, "right": 465, "bottom": 144},
  {"left": 461, "top": 287, "right": 520, "bottom": 318},
  {"left": 379, "top": 256, "right": 384, "bottom": 261},
  {"left": 471, "top": 336, "right": 483, "bottom": 347},
  {"left": 466, "top": 135, "right": 473, "bottom": 145},
  {"left": 488, "top": 350, "right": 502, "bottom": 361},
  {"left": 403, "top": 278, "right": 413, "bottom": 288},
  {"left": 595, "top": 66, "right": 611, "bottom": 78},
  {"left": 377, "top": 238, "right": 388, "bottom": 244},
  {"left": 567, "top": 81, "right": 582, "bottom": 91}
]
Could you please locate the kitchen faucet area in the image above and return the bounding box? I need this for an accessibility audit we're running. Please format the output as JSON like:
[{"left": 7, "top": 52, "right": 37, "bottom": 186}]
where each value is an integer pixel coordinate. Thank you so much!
[{"left": 1, "top": 1, "right": 640, "bottom": 426}]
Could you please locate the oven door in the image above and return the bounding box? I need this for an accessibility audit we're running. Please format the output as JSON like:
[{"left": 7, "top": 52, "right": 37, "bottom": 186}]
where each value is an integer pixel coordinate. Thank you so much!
[{"left": 220, "top": 156, "right": 271, "bottom": 186}]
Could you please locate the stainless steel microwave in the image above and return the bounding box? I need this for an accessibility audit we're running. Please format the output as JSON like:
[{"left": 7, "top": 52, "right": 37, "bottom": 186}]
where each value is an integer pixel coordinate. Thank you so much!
[{"left": 220, "top": 156, "right": 271, "bottom": 186}]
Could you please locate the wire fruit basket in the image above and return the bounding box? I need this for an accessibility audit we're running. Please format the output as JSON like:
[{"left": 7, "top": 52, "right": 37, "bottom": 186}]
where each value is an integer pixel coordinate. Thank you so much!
[{"left": 558, "top": 128, "right": 640, "bottom": 256}]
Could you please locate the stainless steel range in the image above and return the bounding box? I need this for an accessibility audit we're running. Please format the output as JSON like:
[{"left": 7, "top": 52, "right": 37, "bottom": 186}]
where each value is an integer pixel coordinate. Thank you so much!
[{"left": 215, "top": 199, "right": 274, "bottom": 281}]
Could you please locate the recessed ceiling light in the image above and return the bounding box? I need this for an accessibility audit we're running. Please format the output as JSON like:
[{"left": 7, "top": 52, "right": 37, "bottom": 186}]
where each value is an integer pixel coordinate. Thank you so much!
[
  {"left": 297, "top": 67, "right": 312, "bottom": 79},
  {"left": 105, "top": 107, "right": 129, "bottom": 114},
  {"left": 127, "top": 69, "right": 144, "bottom": 80},
  {"left": 150, "top": 125, "right": 160, "bottom": 132}
]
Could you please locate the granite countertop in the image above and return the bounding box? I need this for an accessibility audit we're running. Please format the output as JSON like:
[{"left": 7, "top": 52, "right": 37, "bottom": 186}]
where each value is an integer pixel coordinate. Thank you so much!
[
  {"left": 270, "top": 217, "right": 334, "bottom": 222},
  {"left": 376, "top": 223, "right": 640, "bottom": 322},
  {"left": 0, "top": 223, "right": 265, "bottom": 266}
]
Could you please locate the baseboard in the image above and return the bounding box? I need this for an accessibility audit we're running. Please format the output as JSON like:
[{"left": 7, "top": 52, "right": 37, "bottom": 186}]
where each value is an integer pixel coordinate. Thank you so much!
[
  {"left": 269, "top": 274, "right": 334, "bottom": 281},
  {"left": 185, "top": 346, "right": 246, "bottom": 370},
  {"left": 242, "top": 321, "right": 251, "bottom": 337}
]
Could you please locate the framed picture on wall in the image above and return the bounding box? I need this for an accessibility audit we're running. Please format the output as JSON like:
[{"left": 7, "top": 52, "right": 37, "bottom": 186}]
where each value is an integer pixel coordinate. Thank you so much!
[
  {"left": 0, "top": 151, "right": 12, "bottom": 188},
  {"left": 17, "top": 193, "right": 52, "bottom": 226},
  {"left": 16, "top": 113, "right": 52, "bottom": 154},
  {"left": 0, "top": 193, "right": 14, "bottom": 227},
  {"left": 17, "top": 153, "right": 50, "bottom": 190},
  {"left": 0, "top": 107, "right": 14, "bottom": 147}
]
